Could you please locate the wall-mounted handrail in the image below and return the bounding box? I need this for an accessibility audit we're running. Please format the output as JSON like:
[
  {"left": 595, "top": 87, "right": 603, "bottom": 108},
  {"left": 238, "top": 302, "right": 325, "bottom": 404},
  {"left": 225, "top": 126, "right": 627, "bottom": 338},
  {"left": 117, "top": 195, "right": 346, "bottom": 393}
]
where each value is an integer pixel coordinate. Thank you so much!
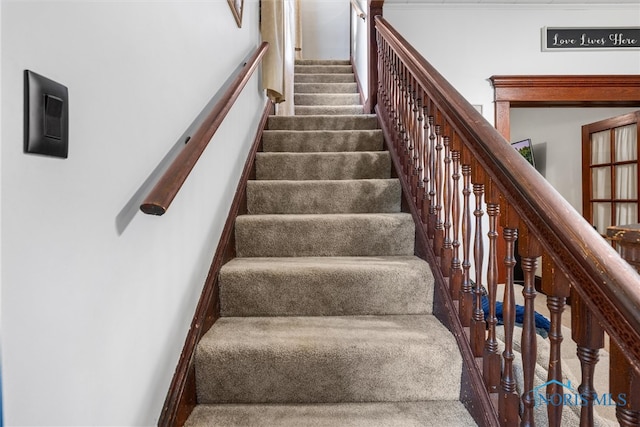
[
  {"left": 374, "top": 14, "right": 640, "bottom": 425},
  {"left": 140, "top": 42, "right": 269, "bottom": 216},
  {"left": 350, "top": 0, "right": 366, "bottom": 20}
]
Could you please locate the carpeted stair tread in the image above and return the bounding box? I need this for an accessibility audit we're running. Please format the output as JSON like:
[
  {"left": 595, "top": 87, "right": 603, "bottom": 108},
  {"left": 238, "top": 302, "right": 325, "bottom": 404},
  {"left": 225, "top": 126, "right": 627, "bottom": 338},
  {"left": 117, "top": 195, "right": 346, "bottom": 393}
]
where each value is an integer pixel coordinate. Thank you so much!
[
  {"left": 295, "top": 73, "right": 356, "bottom": 83},
  {"left": 194, "top": 315, "right": 462, "bottom": 404},
  {"left": 296, "top": 59, "right": 351, "bottom": 65},
  {"left": 185, "top": 401, "right": 477, "bottom": 427},
  {"left": 268, "top": 115, "right": 377, "bottom": 130},
  {"left": 295, "top": 93, "right": 361, "bottom": 106},
  {"left": 295, "top": 65, "right": 353, "bottom": 74},
  {"left": 295, "top": 105, "right": 364, "bottom": 115},
  {"left": 219, "top": 256, "right": 432, "bottom": 316},
  {"left": 247, "top": 179, "right": 401, "bottom": 214},
  {"left": 235, "top": 213, "right": 415, "bottom": 257},
  {"left": 255, "top": 152, "right": 390, "bottom": 180},
  {"left": 262, "top": 130, "right": 383, "bottom": 152},
  {"left": 295, "top": 82, "right": 358, "bottom": 94}
]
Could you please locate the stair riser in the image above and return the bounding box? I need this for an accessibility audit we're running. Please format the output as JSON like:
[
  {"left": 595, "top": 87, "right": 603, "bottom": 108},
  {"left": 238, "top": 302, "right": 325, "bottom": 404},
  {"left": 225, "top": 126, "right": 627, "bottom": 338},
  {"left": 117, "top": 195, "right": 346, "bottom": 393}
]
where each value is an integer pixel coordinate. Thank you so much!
[
  {"left": 267, "top": 115, "right": 378, "bottom": 131},
  {"left": 295, "top": 106, "right": 364, "bottom": 115},
  {"left": 295, "top": 83, "right": 358, "bottom": 94},
  {"left": 247, "top": 179, "right": 401, "bottom": 214},
  {"left": 235, "top": 214, "right": 415, "bottom": 257},
  {"left": 295, "top": 59, "right": 351, "bottom": 66},
  {"left": 255, "top": 152, "right": 390, "bottom": 180},
  {"left": 295, "top": 65, "right": 353, "bottom": 74},
  {"left": 262, "top": 130, "right": 384, "bottom": 152},
  {"left": 219, "top": 257, "right": 433, "bottom": 316},
  {"left": 294, "top": 93, "right": 361, "bottom": 106},
  {"left": 295, "top": 74, "right": 356, "bottom": 83}
]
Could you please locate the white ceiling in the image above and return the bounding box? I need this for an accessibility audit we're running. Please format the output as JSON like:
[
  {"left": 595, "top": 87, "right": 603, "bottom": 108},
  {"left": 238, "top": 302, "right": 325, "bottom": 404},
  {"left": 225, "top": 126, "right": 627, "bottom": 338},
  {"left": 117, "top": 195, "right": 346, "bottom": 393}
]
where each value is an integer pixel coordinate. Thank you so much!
[{"left": 386, "top": 0, "right": 640, "bottom": 4}]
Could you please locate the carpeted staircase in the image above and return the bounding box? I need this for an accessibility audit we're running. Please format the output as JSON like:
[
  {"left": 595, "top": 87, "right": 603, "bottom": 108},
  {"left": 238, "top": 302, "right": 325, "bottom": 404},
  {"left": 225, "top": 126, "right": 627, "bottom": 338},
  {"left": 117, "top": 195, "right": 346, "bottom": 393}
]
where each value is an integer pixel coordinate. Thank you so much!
[{"left": 185, "top": 59, "right": 476, "bottom": 426}]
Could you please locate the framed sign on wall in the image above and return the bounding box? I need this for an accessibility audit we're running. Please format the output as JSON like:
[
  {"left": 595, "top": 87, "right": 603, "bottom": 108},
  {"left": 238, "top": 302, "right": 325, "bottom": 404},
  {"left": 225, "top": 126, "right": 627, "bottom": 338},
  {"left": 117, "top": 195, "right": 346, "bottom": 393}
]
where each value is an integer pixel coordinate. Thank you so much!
[{"left": 542, "top": 27, "right": 640, "bottom": 51}]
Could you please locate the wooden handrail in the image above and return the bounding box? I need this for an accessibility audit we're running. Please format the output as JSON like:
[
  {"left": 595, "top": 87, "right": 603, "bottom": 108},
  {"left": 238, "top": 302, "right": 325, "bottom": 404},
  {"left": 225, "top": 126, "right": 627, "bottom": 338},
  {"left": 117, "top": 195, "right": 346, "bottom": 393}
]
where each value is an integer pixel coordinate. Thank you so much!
[
  {"left": 140, "top": 42, "right": 269, "bottom": 215},
  {"left": 351, "top": 0, "right": 366, "bottom": 20},
  {"left": 374, "top": 14, "right": 640, "bottom": 425}
]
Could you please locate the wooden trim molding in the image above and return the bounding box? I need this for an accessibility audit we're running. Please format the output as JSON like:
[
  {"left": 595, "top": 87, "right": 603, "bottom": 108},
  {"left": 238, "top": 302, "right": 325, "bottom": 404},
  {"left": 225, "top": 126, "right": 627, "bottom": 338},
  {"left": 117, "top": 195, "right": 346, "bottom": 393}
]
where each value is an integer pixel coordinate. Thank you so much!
[
  {"left": 158, "top": 100, "right": 274, "bottom": 427},
  {"left": 490, "top": 74, "right": 640, "bottom": 140}
]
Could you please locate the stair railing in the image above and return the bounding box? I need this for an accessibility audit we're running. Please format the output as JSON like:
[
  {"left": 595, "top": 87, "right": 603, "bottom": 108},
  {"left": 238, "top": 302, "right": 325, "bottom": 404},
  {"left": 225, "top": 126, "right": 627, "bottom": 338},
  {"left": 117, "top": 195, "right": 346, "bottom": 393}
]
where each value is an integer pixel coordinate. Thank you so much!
[
  {"left": 373, "top": 15, "right": 640, "bottom": 426},
  {"left": 140, "top": 42, "right": 268, "bottom": 216}
]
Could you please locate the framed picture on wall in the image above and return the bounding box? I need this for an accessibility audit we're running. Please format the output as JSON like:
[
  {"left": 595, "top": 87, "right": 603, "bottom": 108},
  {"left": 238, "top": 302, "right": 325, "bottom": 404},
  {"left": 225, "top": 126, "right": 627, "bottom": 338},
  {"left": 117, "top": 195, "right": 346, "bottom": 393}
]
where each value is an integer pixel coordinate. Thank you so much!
[
  {"left": 228, "top": 0, "right": 244, "bottom": 28},
  {"left": 511, "top": 138, "right": 536, "bottom": 168}
]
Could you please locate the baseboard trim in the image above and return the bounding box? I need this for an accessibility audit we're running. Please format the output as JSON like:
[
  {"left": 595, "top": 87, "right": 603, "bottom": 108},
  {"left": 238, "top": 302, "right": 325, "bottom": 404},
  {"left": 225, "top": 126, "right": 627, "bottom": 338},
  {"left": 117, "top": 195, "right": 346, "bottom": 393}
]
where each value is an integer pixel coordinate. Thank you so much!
[
  {"left": 158, "top": 99, "right": 274, "bottom": 427},
  {"left": 351, "top": 56, "right": 370, "bottom": 113}
]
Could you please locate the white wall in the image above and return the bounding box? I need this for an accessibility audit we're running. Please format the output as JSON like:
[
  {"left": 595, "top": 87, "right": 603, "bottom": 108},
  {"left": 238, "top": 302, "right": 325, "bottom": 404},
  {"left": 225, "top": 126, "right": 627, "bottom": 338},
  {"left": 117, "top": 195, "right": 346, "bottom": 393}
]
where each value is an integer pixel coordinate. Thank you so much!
[
  {"left": 384, "top": 4, "right": 640, "bottom": 124},
  {"left": 301, "top": 0, "right": 351, "bottom": 59},
  {"left": 1, "top": 1, "right": 264, "bottom": 426}
]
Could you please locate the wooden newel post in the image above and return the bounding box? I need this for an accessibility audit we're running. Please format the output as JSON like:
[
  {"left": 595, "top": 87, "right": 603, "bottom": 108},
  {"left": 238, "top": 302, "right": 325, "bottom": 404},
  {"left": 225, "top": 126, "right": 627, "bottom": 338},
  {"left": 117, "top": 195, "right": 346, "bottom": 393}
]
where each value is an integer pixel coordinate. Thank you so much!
[{"left": 367, "top": 1, "right": 384, "bottom": 113}]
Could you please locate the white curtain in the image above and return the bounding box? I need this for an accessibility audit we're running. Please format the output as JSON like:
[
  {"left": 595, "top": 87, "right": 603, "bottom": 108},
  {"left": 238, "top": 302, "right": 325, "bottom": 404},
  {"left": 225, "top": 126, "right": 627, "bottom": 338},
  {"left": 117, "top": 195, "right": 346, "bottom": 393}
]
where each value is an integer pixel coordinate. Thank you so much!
[
  {"left": 260, "top": 0, "right": 299, "bottom": 116},
  {"left": 591, "top": 130, "right": 611, "bottom": 234},
  {"left": 615, "top": 124, "right": 638, "bottom": 225}
]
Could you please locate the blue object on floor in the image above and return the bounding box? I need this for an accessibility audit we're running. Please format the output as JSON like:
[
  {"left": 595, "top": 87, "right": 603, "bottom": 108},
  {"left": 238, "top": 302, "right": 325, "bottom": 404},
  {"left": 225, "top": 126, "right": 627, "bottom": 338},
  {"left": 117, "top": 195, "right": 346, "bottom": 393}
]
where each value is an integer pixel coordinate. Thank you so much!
[{"left": 482, "top": 295, "right": 551, "bottom": 336}]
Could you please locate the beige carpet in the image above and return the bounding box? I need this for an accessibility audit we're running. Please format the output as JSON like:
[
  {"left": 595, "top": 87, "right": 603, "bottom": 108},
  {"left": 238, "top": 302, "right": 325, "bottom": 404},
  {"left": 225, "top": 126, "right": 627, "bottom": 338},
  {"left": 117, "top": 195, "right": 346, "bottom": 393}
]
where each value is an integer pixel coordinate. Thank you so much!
[{"left": 185, "top": 60, "right": 476, "bottom": 426}]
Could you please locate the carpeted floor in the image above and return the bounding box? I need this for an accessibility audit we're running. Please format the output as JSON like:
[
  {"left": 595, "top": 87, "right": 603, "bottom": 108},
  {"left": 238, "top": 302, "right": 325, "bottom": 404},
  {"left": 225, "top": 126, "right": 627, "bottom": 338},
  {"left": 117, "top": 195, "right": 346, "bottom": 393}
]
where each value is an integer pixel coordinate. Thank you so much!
[{"left": 185, "top": 59, "right": 476, "bottom": 426}]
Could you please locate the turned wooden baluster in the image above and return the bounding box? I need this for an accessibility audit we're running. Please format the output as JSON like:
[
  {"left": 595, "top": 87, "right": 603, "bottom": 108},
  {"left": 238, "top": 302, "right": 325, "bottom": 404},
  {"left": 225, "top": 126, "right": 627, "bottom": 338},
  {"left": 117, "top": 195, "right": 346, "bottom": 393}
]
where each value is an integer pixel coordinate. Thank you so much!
[
  {"left": 570, "top": 288, "right": 604, "bottom": 427},
  {"left": 541, "top": 256, "right": 570, "bottom": 427},
  {"left": 440, "top": 124, "right": 453, "bottom": 277},
  {"left": 458, "top": 145, "right": 473, "bottom": 327},
  {"left": 469, "top": 159, "right": 486, "bottom": 357},
  {"left": 449, "top": 133, "right": 462, "bottom": 301},
  {"left": 420, "top": 98, "right": 431, "bottom": 226},
  {"left": 427, "top": 108, "right": 437, "bottom": 239},
  {"left": 433, "top": 114, "right": 444, "bottom": 256},
  {"left": 376, "top": 34, "right": 387, "bottom": 116},
  {"left": 401, "top": 68, "right": 412, "bottom": 176},
  {"left": 410, "top": 84, "right": 422, "bottom": 202},
  {"left": 610, "top": 341, "right": 640, "bottom": 426},
  {"left": 391, "top": 55, "right": 401, "bottom": 153},
  {"left": 499, "top": 201, "right": 519, "bottom": 427},
  {"left": 384, "top": 44, "right": 393, "bottom": 124},
  {"left": 519, "top": 224, "right": 543, "bottom": 427},
  {"left": 397, "top": 65, "right": 409, "bottom": 172},
  {"left": 483, "top": 179, "right": 501, "bottom": 393},
  {"left": 415, "top": 87, "right": 425, "bottom": 216}
]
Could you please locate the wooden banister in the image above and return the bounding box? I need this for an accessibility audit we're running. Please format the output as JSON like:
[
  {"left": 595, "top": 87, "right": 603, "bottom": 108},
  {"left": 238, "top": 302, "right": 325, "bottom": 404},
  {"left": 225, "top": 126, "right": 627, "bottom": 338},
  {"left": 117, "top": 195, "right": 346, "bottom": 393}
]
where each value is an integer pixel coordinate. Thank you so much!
[
  {"left": 374, "top": 14, "right": 640, "bottom": 425},
  {"left": 140, "top": 42, "right": 269, "bottom": 216}
]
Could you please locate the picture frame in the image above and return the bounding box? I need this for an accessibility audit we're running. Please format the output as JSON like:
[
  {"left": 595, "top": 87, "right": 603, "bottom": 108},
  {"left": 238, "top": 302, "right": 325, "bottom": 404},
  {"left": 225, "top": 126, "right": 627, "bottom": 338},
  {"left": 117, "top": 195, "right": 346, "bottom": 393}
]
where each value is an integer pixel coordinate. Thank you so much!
[
  {"left": 227, "top": 0, "right": 244, "bottom": 28},
  {"left": 511, "top": 138, "right": 536, "bottom": 168}
]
